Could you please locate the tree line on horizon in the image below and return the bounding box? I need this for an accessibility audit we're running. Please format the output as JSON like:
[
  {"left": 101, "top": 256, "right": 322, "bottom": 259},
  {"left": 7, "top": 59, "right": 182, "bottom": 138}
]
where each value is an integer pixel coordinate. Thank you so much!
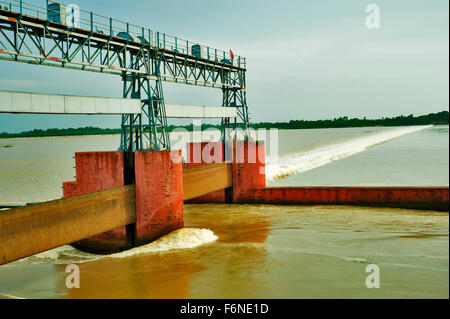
[{"left": 0, "top": 111, "right": 448, "bottom": 139}]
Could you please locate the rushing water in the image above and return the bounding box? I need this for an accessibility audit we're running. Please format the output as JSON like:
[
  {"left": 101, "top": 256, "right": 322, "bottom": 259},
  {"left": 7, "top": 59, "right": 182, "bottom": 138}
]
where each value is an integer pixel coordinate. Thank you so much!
[
  {"left": 269, "top": 125, "right": 449, "bottom": 187},
  {"left": 0, "top": 125, "right": 448, "bottom": 299},
  {"left": 266, "top": 125, "right": 434, "bottom": 181}
]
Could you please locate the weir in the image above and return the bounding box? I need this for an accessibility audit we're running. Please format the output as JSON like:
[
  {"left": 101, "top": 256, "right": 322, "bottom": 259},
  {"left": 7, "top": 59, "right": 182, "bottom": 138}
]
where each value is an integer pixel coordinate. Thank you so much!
[
  {"left": 1, "top": 142, "right": 448, "bottom": 264},
  {"left": 0, "top": 1, "right": 448, "bottom": 265}
]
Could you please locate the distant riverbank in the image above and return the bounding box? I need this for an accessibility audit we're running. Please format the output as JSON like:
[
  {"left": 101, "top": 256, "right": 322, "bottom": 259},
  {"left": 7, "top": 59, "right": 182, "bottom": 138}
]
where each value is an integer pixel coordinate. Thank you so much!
[{"left": 1, "top": 111, "right": 448, "bottom": 139}]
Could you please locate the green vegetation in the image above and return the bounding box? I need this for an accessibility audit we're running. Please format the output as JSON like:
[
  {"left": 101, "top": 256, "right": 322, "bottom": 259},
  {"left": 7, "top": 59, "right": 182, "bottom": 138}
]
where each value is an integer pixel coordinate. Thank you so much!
[
  {"left": 0, "top": 127, "right": 120, "bottom": 139},
  {"left": 250, "top": 110, "right": 449, "bottom": 130},
  {"left": 0, "top": 111, "right": 448, "bottom": 139}
]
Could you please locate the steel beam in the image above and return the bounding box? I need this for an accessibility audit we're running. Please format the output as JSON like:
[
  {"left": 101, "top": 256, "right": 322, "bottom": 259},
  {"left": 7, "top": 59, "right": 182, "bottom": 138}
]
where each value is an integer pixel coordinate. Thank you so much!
[
  {"left": 0, "top": 185, "right": 136, "bottom": 265},
  {"left": 0, "top": 90, "right": 141, "bottom": 114},
  {"left": 165, "top": 104, "right": 238, "bottom": 118},
  {"left": 0, "top": 9, "right": 246, "bottom": 89},
  {"left": 0, "top": 90, "right": 238, "bottom": 118},
  {"left": 183, "top": 163, "right": 233, "bottom": 201}
]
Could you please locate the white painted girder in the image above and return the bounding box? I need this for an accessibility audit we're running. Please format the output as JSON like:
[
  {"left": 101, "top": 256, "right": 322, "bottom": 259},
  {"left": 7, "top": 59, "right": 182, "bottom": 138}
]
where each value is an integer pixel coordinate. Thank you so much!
[
  {"left": 165, "top": 104, "right": 237, "bottom": 118},
  {"left": 0, "top": 90, "right": 141, "bottom": 114},
  {"left": 0, "top": 90, "right": 238, "bottom": 118}
]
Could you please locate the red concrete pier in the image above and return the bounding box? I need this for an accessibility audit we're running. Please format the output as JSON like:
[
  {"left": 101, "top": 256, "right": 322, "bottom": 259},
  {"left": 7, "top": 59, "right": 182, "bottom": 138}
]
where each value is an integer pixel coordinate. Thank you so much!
[{"left": 63, "top": 151, "right": 184, "bottom": 254}]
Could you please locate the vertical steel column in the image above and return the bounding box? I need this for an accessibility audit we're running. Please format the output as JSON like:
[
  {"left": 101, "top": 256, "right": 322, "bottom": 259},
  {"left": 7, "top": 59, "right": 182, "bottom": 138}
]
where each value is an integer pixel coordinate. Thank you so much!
[
  {"left": 221, "top": 68, "right": 250, "bottom": 143},
  {"left": 143, "top": 50, "right": 170, "bottom": 150},
  {"left": 119, "top": 49, "right": 170, "bottom": 151},
  {"left": 120, "top": 49, "right": 143, "bottom": 152}
]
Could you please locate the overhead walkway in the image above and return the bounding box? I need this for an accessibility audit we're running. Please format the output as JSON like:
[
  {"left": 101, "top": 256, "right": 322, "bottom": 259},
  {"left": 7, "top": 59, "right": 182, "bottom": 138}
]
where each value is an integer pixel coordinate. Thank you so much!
[{"left": 0, "top": 90, "right": 238, "bottom": 118}]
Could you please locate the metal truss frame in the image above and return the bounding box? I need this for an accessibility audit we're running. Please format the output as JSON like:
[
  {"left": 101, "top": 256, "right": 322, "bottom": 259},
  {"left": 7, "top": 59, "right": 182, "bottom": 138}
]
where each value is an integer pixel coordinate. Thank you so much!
[
  {"left": 221, "top": 68, "right": 250, "bottom": 143},
  {"left": 120, "top": 51, "right": 170, "bottom": 151},
  {"left": 0, "top": 8, "right": 250, "bottom": 150}
]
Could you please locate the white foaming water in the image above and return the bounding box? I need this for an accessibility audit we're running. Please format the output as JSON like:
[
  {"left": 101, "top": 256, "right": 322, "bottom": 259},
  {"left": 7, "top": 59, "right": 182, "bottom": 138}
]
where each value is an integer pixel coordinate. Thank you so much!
[
  {"left": 110, "top": 228, "right": 218, "bottom": 258},
  {"left": 266, "top": 125, "right": 431, "bottom": 182},
  {"left": 16, "top": 228, "right": 218, "bottom": 265}
]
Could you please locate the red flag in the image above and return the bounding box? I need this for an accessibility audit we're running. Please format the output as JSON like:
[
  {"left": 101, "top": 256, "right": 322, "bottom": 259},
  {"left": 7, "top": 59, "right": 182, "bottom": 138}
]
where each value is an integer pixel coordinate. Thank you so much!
[{"left": 230, "top": 50, "right": 235, "bottom": 60}]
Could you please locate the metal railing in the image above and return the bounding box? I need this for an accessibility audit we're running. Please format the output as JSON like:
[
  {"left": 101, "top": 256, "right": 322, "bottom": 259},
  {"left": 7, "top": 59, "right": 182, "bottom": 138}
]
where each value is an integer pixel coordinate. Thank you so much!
[{"left": 0, "top": 0, "right": 246, "bottom": 68}]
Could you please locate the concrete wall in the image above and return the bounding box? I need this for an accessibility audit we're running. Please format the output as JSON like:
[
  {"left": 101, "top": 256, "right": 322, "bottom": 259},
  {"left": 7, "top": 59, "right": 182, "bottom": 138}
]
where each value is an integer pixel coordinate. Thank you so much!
[
  {"left": 248, "top": 187, "right": 449, "bottom": 211},
  {"left": 184, "top": 141, "right": 449, "bottom": 211},
  {"left": 184, "top": 142, "right": 227, "bottom": 204},
  {"left": 232, "top": 141, "right": 266, "bottom": 203},
  {"left": 63, "top": 152, "right": 125, "bottom": 197},
  {"left": 63, "top": 152, "right": 128, "bottom": 253},
  {"left": 134, "top": 151, "right": 184, "bottom": 246},
  {"left": 63, "top": 151, "right": 184, "bottom": 254}
]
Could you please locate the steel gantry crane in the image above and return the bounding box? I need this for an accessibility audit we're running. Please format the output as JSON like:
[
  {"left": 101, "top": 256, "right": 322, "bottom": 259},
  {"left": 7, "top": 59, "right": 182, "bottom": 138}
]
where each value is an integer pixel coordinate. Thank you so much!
[{"left": 0, "top": 0, "right": 251, "bottom": 151}]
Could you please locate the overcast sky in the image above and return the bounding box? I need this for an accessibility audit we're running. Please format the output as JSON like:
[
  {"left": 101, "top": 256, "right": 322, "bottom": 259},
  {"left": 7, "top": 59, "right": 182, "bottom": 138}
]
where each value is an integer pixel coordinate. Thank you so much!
[{"left": 0, "top": 0, "right": 448, "bottom": 133}]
